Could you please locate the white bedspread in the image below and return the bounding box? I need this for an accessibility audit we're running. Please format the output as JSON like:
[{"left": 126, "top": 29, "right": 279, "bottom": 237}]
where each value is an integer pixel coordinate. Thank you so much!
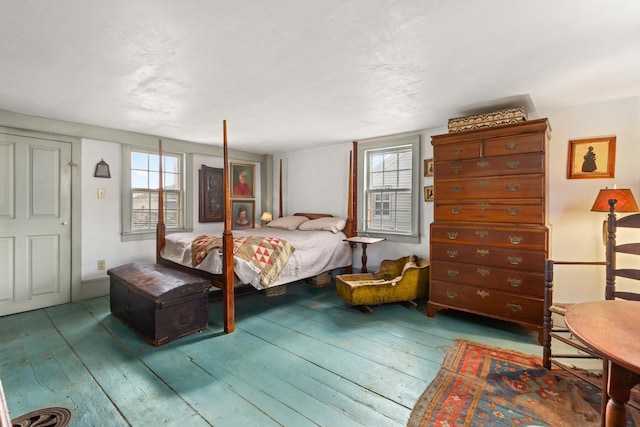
[{"left": 161, "top": 228, "right": 352, "bottom": 289}]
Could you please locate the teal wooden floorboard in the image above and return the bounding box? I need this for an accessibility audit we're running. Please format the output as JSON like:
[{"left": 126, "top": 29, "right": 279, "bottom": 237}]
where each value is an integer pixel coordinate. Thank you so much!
[{"left": 0, "top": 281, "right": 541, "bottom": 427}]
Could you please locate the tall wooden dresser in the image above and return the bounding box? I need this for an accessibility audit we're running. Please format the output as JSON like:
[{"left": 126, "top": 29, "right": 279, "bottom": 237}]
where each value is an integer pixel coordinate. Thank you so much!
[{"left": 428, "top": 118, "right": 550, "bottom": 343}]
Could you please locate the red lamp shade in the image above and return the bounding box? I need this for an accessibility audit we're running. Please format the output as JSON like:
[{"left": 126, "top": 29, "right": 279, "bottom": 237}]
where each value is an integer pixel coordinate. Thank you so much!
[{"left": 591, "top": 188, "right": 640, "bottom": 212}]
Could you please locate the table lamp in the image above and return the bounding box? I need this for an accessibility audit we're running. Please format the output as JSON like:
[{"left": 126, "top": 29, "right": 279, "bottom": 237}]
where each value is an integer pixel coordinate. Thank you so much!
[
  {"left": 260, "top": 212, "right": 273, "bottom": 224},
  {"left": 591, "top": 188, "right": 639, "bottom": 244}
]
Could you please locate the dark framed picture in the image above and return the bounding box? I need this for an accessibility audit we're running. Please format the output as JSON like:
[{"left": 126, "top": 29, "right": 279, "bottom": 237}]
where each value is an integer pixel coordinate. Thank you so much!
[
  {"left": 567, "top": 136, "right": 616, "bottom": 179},
  {"left": 199, "top": 165, "right": 224, "bottom": 222},
  {"left": 424, "top": 186, "right": 434, "bottom": 201},
  {"left": 231, "top": 200, "right": 255, "bottom": 229},
  {"left": 231, "top": 163, "right": 255, "bottom": 197},
  {"left": 424, "top": 158, "right": 434, "bottom": 177}
]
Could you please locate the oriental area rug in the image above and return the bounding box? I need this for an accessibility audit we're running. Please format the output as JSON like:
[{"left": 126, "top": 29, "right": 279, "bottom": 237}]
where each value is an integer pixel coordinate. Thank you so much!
[{"left": 407, "top": 339, "right": 640, "bottom": 427}]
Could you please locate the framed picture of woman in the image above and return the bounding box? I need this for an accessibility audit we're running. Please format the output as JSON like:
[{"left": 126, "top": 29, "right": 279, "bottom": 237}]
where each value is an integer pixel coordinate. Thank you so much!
[
  {"left": 231, "top": 163, "right": 255, "bottom": 197},
  {"left": 231, "top": 200, "right": 255, "bottom": 230},
  {"left": 567, "top": 136, "right": 616, "bottom": 179}
]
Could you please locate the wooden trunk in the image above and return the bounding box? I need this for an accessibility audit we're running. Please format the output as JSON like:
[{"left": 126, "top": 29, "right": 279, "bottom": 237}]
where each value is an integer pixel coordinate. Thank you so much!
[{"left": 108, "top": 263, "right": 210, "bottom": 346}]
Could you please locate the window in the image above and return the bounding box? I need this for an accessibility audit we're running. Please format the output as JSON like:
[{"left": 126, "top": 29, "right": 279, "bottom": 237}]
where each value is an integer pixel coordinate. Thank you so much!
[
  {"left": 358, "top": 135, "right": 420, "bottom": 242},
  {"left": 122, "top": 146, "right": 191, "bottom": 241}
]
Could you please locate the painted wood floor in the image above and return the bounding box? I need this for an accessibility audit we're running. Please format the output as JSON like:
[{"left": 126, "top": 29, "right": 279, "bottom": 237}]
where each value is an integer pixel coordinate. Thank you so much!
[{"left": 0, "top": 281, "right": 541, "bottom": 427}]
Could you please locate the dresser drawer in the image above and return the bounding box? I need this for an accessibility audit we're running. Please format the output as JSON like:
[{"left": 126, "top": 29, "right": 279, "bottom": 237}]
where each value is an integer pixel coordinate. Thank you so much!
[
  {"left": 430, "top": 260, "right": 543, "bottom": 297},
  {"left": 433, "top": 141, "right": 481, "bottom": 161},
  {"left": 429, "top": 281, "right": 543, "bottom": 326},
  {"left": 434, "top": 199, "right": 545, "bottom": 224},
  {"left": 483, "top": 133, "right": 544, "bottom": 157},
  {"left": 435, "top": 153, "right": 543, "bottom": 179},
  {"left": 430, "top": 223, "right": 547, "bottom": 250},
  {"left": 430, "top": 242, "right": 546, "bottom": 271},
  {"left": 435, "top": 174, "right": 543, "bottom": 200}
]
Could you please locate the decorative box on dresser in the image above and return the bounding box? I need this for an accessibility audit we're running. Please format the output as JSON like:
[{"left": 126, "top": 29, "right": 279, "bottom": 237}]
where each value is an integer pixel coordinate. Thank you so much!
[{"left": 427, "top": 118, "right": 550, "bottom": 343}]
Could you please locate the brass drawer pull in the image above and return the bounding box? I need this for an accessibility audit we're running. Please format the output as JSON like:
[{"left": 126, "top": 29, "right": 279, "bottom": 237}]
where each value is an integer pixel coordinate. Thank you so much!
[
  {"left": 507, "top": 278, "right": 522, "bottom": 287},
  {"left": 451, "top": 165, "right": 462, "bottom": 173},
  {"left": 477, "top": 289, "right": 490, "bottom": 298},
  {"left": 506, "top": 208, "right": 519, "bottom": 216},
  {"left": 476, "top": 268, "right": 490, "bottom": 277},
  {"left": 507, "top": 303, "right": 523, "bottom": 312},
  {"left": 505, "top": 142, "right": 519, "bottom": 150},
  {"left": 476, "top": 230, "right": 489, "bottom": 238},
  {"left": 476, "top": 248, "right": 490, "bottom": 256},
  {"left": 508, "top": 236, "right": 522, "bottom": 245},
  {"left": 450, "top": 185, "right": 462, "bottom": 193},
  {"left": 447, "top": 232, "right": 459, "bottom": 240},
  {"left": 451, "top": 207, "right": 462, "bottom": 214},
  {"left": 446, "top": 291, "right": 458, "bottom": 299},
  {"left": 477, "top": 180, "right": 489, "bottom": 187},
  {"left": 477, "top": 202, "right": 489, "bottom": 209},
  {"left": 451, "top": 148, "right": 463, "bottom": 155},
  {"left": 477, "top": 160, "right": 489, "bottom": 168},
  {"left": 447, "top": 269, "right": 459, "bottom": 277},
  {"left": 505, "top": 183, "right": 520, "bottom": 192},
  {"left": 508, "top": 256, "right": 523, "bottom": 265},
  {"left": 447, "top": 250, "right": 459, "bottom": 258},
  {"left": 506, "top": 161, "right": 520, "bottom": 169}
]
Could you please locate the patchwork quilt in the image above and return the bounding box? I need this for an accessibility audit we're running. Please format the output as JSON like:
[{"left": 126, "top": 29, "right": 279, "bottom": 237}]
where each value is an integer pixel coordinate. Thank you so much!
[{"left": 191, "top": 235, "right": 295, "bottom": 286}]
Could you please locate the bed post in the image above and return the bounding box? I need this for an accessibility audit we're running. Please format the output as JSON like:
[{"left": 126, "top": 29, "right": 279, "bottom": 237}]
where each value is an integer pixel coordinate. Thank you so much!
[
  {"left": 345, "top": 140, "right": 358, "bottom": 238},
  {"left": 156, "top": 139, "right": 165, "bottom": 263},
  {"left": 278, "top": 159, "right": 283, "bottom": 218},
  {"left": 222, "top": 120, "right": 235, "bottom": 333}
]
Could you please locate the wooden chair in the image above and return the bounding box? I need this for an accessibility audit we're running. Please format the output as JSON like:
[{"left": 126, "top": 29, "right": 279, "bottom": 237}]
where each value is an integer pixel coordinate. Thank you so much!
[{"left": 543, "top": 199, "right": 640, "bottom": 423}]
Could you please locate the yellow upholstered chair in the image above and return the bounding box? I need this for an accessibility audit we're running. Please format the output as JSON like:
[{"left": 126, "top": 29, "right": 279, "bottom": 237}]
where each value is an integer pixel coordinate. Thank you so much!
[{"left": 336, "top": 256, "right": 429, "bottom": 312}]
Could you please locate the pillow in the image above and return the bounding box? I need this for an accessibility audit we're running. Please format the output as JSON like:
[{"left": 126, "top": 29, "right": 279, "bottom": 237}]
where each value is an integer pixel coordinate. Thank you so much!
[
  {"left": 298, "top": 217, "right": 347, "bottom": 233},
  {"left": 266, "top": 215, "right": 309, "bottom": 230}
]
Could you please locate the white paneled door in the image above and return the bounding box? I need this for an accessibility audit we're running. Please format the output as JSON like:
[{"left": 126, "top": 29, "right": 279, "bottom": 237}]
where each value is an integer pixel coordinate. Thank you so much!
[{"left": 0, "top": 133, "right": 72, "bottom": 316}]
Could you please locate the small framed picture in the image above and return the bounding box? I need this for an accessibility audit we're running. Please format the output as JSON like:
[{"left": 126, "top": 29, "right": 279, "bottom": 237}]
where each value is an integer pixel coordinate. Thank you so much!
[
  {"left": 424, "top": 158, "right": 434, "bottom": 177},
  {"left": 231, "top": 163, "right": 255, "bottom": 197},
  {"left": 231, "top": 200, "right": 255, "bottom": 229},
  {"left": 424, "top": 186, "right": 434, "bottom": 201},
  {"left": 567, "top": 136, "right": 616, "bottom": 179}
]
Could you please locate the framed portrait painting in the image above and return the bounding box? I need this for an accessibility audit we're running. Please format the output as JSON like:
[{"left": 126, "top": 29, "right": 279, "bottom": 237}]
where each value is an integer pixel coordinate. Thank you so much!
[
  {"left": 199, "top": 165, "right": 223, "bottom": 222},
  {"left": 567, "top": 136, "right": 616, "bottom": 179},
  {"left": 231, "top": 163, "right": 255, "bottom": 197},
  {"left": 231, "top": 200, "right": 255, "bottom": 230}
]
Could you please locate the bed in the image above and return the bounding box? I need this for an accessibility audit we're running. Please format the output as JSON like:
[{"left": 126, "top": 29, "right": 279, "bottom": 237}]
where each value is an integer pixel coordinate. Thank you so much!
[{"left": 155, "top": 121, "right": 358, "bottom": 333}]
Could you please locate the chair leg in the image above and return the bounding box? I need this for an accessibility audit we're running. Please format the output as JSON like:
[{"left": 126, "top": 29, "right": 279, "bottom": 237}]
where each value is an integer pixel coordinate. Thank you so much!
[{"left": 601, "top": 358, "right": 609, "bottom": 427}]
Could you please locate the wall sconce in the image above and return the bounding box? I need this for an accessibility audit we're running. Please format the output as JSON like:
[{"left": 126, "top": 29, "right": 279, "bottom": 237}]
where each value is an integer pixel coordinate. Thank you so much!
[
  {"left": 94, "top": 159, "right": 111, "bottom": 178},
  {"left": 591, "top": 188, "right": 639, "bottom": 244},
  {"left": 260, "top": 212, "right": 273, "bottom": 224}
]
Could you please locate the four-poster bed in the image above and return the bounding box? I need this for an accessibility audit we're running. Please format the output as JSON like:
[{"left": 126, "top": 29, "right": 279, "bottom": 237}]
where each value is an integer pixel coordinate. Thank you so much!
[{"left": 155, "top": 121, "right": 357, "bottom": 333}]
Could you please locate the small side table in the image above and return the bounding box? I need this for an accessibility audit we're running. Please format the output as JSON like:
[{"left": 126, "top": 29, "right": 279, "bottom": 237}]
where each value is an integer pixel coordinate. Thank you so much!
[{"left": 344, "top": 236, "right": 385, "bottom": 273}]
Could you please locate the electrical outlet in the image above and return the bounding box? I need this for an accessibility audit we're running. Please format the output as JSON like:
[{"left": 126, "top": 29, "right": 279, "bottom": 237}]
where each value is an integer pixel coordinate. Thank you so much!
[
  {"left": 98, "top": 188, "right": 106, "bottom": 199},
  {"left": 97, "top": 260, "right": 106, "bottom": 270}
]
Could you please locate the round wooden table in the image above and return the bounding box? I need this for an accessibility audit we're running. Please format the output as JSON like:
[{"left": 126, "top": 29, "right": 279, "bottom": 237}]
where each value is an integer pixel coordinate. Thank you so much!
[{"left": 565, "top": 300, "right": 640, "bottom": 427}]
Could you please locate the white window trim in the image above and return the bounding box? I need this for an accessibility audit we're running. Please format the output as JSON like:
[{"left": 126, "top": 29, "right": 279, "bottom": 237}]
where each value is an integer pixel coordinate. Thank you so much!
[
  {"left": 121, "top": 145, "right": 193, "bottom": 242},
  {"left": 357, "top": 134, "right": 421, "bottom": 243}
]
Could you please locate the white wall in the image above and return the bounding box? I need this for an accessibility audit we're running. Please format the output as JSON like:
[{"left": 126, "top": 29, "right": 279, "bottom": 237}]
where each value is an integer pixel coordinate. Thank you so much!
[{"left": 277, "top": 97, "right": 640, "bottom": 303}]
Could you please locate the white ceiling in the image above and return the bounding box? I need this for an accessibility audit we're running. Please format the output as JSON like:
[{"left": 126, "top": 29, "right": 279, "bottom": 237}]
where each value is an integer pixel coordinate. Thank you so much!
[{"left": 2, "top": 1, "right": 640, "bottom": 154}]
